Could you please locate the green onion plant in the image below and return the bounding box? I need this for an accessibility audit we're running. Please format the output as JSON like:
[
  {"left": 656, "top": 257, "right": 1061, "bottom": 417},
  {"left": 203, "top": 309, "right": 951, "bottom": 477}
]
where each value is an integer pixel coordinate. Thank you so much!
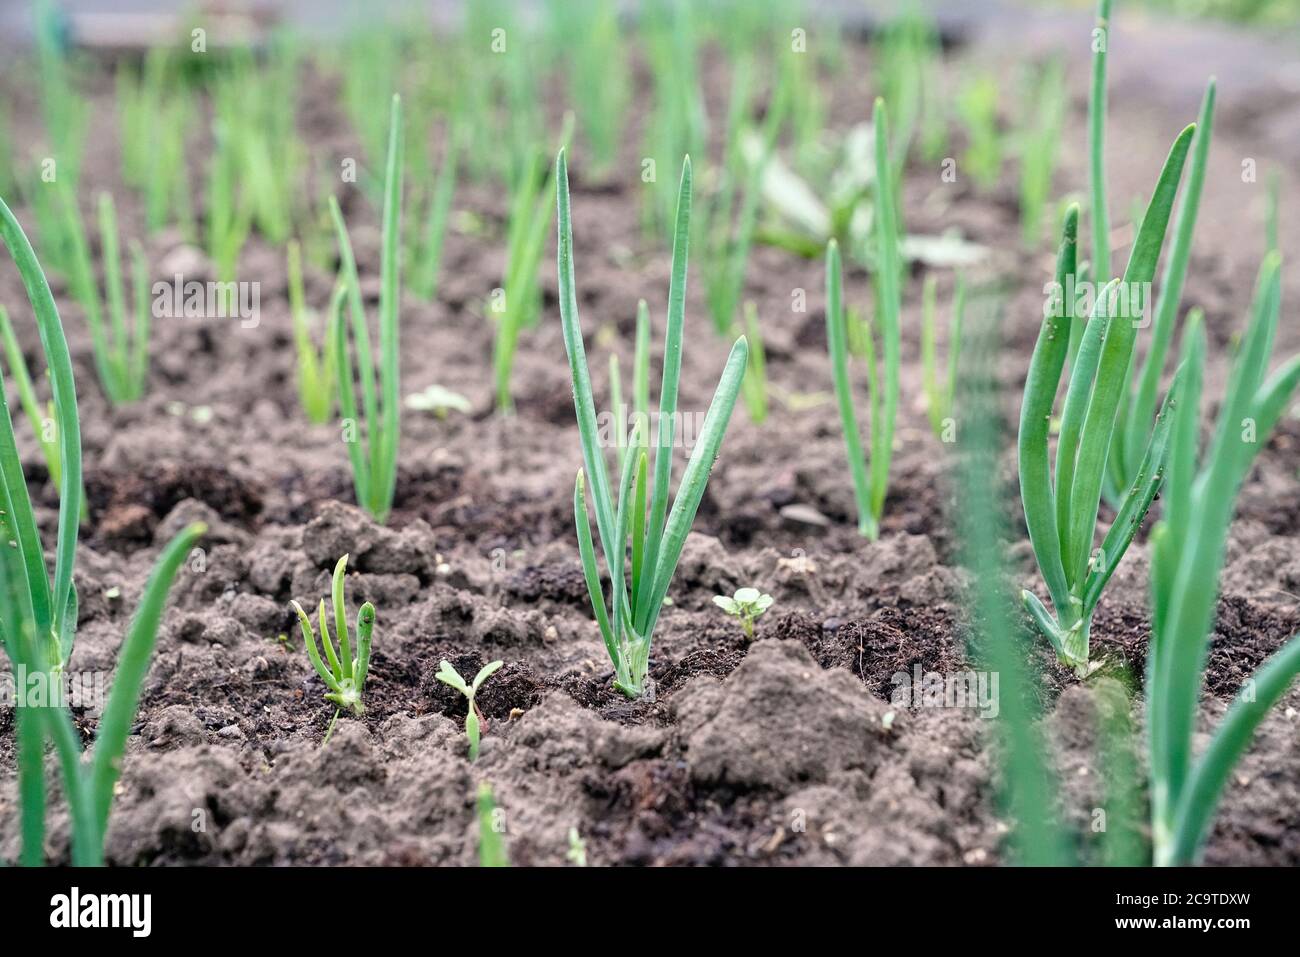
[
  {"left": 0, "top": 192, "right": 203, "bottom": 866},
  {"left": 118, "top": 50, "right": 195, "bottom": 240},
  {"left": 63, "top": 191, "right": 151, "bottom": 405},
  {"left": 330, "top": 94, "right": 404, "bottom": 523},
  {"left": 1017, "top": 58, "right": 1066, "bottom": 248},
  {"left": 406, "top": 131, "right": 458, "bottom": 302},
  {"left": 287, "top": 240, "right": 337, "bottom": 425},
  {"left": 873, "top": 8, "right": 947, "bottom": 174},
  {"left": 608, "top": 299, "right": 652, "bottom": 475},
  {"left": 641, "top": 0, "right": 707, "bottom": 238},
  {"left": 493, "top": 116, "right": 573, "bottom": 412},
  {"left": 0, "top": 304, "right": 62, "bottom": 487},
  {"left": 560, "top": 152, "right": 748, "bottom": 698},
  {"left": 1018, "top": 120, "right": 1195, "bottom": 675},
  {"left": 1106, "top": 79, "right": 1216, "bottom": 507},
  {"left": 1147, "top": 259, "right": 1300, "bottom": 865},
  {"left": 698, "top": 57, "right": 787, "bottom": 337},
  {"left": 956, "top": 70, "right": 1001, "bottom": 191},
  {"left": 550, "top": 0, "right": 627, "bottom": 179},
  {"left": 920, "top": 273, "right": 965, "bottom": 438},
  {"left": 824, "top": 99, "right": 901, "bottom": 540}
]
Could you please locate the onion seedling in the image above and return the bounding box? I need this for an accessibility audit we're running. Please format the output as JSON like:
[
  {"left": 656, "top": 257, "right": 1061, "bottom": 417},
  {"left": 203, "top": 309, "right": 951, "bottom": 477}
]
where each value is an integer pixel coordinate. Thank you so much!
[
  {"left": 33, "top": 0, "right": 86, "bottom": 192},
  {"left": 1087, "top": 0, "right": 1113, "bottom": 290},
  {"left": 62, "top": 191, "right": 150, "bottom": 406},
  {"left": 873, "top": 9, "right": 947, "bottom": 174},
  {"left": 290, "top": 555, "right": 375, "bottom": 746},
  {"left": 713, "top": 587, "right": 773, "bottom": 640},
  {"left": 1146, "top": 260, "right": 1300, "bottom": 865},
  {"left": 331, "top": 94, "right": 404, "bottom": 524},
  {"left": 206, "top": 118, "right": 252, "bottom": 285},
  {"left": 0, "top": 191, "right": 203, "bottom": 866},
  {"left": 0, "top": 303, "right": 62, "bottom": 487},
  {"left": 493, "top": 116, "right": 573, "bottom": 413},
  {"left": 1018, "top": 120, "right": 1196, "bottom": 675},
  {"left": 287, "top": 240, "right": 338, "bottom": 425},
  {"left": 608, "top": 299, "right": 652, "bottom": 474},
  {"left": 435, "top": 659, "right": 503, "bottom": 761},
  {"left": 1107, "top": 79, "right": 1216, "bottom": 507},
  {"left": 559, "top": 151, "right": 749, "bottom": 698},
  {"left": 957, "top": 294, "right": 1071, "bottom": 866},
  {"left": 407, "top": 132, "right": 458, "bottom": 303},
  {"left": 920, "top": 273, "right": 964, "bottom": 439},
  {"left": 955, "top": 71, "right": 1001, "bottom": 191},
  {"left": 824, "top": 98, "right": 901, "bottom": 541},
  {"left": 551, "top": 0, "right": 627, "bottom": 179},
  {"left": 118, "top": 50, "right": 194, "bottom": 239},
  {"left": 699, "top": 56, "right": 787, "bottom": 337},
  {"left": 640, "top": 1, "right": 706, "bottom": 239},
  {"left": 1017, "top": 58, "right": 1066, "bottom": 248},
  {"left": 211, "top": 48, "right": 303, "bottom": 246},
  {"left": 0, "top": 304, "right": 88, "bottom": 522}
]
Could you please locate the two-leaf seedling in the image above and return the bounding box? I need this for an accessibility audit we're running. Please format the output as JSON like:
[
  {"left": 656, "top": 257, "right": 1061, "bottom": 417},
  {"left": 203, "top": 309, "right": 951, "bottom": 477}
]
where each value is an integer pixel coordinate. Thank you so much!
[
  {"left": 713, "top": 587, "right": 773, "bottom": 639},
  {"left": 437, "top": 659, "right": 503, "bottom": 761}
]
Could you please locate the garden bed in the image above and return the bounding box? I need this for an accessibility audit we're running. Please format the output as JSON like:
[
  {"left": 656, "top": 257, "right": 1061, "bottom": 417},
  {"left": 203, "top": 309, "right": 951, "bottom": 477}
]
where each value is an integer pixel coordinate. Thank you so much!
[{"left": 1, "top": 6, "right": 1299, "bottom": 866}]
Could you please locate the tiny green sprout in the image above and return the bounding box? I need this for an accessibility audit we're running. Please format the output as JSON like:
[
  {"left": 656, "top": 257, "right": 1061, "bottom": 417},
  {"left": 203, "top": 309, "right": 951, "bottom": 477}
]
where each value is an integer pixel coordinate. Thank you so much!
[
  {"left": 404, "top": 384, "right": 471, "bottom": 419},
  {"left": 290, "top": 555, "right": 375, "bottom": 746},
  {"left": 567, "top": 827, "right": 588, "bottom": 867},
  {"left": 436, "top": 659, "right": 503, "bottom": 761},
  {"left": 712, "top": 587, "right": 774, "bottom": 639}
]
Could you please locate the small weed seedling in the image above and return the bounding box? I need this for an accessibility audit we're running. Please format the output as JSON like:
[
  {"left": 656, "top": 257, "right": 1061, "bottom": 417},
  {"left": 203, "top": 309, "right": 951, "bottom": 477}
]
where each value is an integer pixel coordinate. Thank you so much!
[
  {"left": 713, "top": 587, "right": 773, "bottom": 639},
  {"left": 436, "top": 659, "right": 503, "bottom": 761},
  {"left": 291, "top": 555, "right": 375, "bottom": 745},
  {"left": 405, "top": 383, "right": 471, "bottom": 419}
]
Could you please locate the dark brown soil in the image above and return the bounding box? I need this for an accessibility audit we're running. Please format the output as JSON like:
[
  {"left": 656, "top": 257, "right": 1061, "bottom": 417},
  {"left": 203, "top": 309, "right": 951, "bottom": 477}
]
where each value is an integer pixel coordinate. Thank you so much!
[{"left": 2, "top": 15, "right": 1300, "bottom": 867}]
